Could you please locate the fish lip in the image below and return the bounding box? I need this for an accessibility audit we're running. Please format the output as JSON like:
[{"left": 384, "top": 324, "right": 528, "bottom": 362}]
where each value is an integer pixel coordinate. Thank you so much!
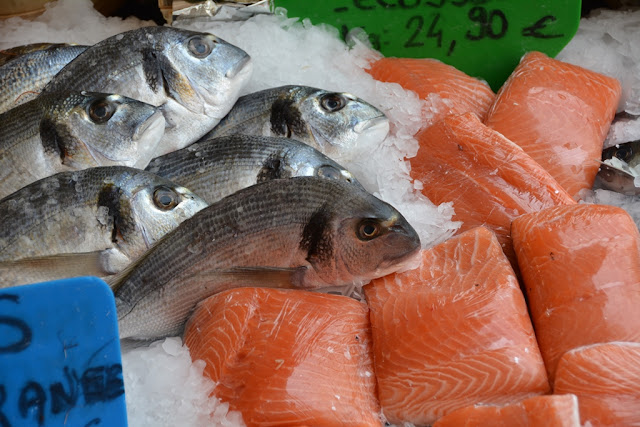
[
  {"left": 353, "top": 115, "right": 390, "bottom": 135},
  {"left": 133, "top": 110, "right": 166, "bottom": 141},
  {"left": 225, "top": 54, "right": 252, "bottom": 79}
]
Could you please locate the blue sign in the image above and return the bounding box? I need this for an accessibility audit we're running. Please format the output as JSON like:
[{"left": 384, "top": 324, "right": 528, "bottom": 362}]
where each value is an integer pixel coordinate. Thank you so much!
[{"left": 0, "top": 277, "right": 127, "bottom": 427}]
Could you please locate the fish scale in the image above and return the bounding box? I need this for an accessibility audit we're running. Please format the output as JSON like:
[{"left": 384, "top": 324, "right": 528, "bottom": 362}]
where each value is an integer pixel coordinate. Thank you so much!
[
  {"left": 0, "top": 44, "right": 88, "bottom": 114},
  {"left": 113, "top": 176, "right": 420, "bottom": 341}
]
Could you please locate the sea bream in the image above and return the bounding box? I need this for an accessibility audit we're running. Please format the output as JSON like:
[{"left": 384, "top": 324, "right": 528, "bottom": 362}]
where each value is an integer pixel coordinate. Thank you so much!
[
  {"left": 145, "top": 134, "right": 364, "bottom": 204},
  {"left": 0, "top": 91, "right": 165, "bottom": 199},
  {"left": 200, "top": 85, "right": 390, "bottom": 160},
  {"left": 112, "top": 176, "right": 420, "bottom": 341},
  {"left": 0, "top": 43, "right": 88, "bottom": 114},
  {"left": 0, "top": 166, "right": 207, "bottom": 287},
  {"left": 42, "top": 26, "right": 253, "bottom": 155}
]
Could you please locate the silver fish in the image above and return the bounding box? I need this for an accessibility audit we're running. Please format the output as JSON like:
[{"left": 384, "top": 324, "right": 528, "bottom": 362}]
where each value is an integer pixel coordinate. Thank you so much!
[
  {"left": 145, "top": 134, "right": 364, "bottom": 204},
  {"left": 0, "top": 44, "right": 88, "bottom": 114},
  {"left": 200, "top": 85, "right": 390, "bottom": 159},
  {"left": 595, "top": 140, "right": 640, "bottom": 195},
  {"left": 43, "top": 26, "right": 253, "bottom": 155},
  {"left": 112, "top": 176, "right": 420, "bottom": 340},
  {"left": 0, "top": 91, "right": 166, "bottom": 199},
  {"left": 0, "top": 166, "right": 208, "bottom": 287}
]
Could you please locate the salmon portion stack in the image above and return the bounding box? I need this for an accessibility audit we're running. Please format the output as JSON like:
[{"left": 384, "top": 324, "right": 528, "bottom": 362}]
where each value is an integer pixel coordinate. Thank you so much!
[
  {"left": 183, "top": 288, "right": 381, "bottom": 427},
  {"left": 410, "top": 112, "right": 575, "bottom": 267},
  {"left": 485, "top": 51, "right": 621, "bottom": 199},
  {"left": 554, "top": 342, "right": 640, "bottom": 426},
  {"left": 364, "top": 227, "right": 549, "bottom": 425},
  {"left": 432, "top": 394, "right": 581, "bottom": 427},
  {"left": 366, "top": 57, "right": 495, "bottom": 124},
  {"left": 512, "top": 203, "right": 640, "bottom": 383}
]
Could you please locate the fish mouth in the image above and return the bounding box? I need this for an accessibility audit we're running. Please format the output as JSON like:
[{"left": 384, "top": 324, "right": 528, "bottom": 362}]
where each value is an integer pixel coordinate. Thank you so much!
[
  {"left": 226, "top": 54, "right": 252, "bottom": 79},
  {"left": 133, "top": 110, "right": 166, "bottom": 142},
  {"left": 198, "top": 55, "right": 253, "bottom": 118},
  {"left": 353, "top": 115, "right": 390, "bottom": 135}
]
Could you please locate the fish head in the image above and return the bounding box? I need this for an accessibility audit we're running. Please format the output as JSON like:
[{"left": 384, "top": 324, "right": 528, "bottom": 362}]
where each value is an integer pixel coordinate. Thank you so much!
[
  {"left": 295, "top": 87, "right": 390, "bottom": 157},
  {"left": 157, "top": 29, "right": 253, "bottom": 120},
  {"left": 56, "top": 92, "right": 165, "bottom": 169},
  {"left": 300, "top": 184, "right": 420, "bottom": 288},
  {"left": 117, "top": 171, "right": 208, "bottom": 255}
]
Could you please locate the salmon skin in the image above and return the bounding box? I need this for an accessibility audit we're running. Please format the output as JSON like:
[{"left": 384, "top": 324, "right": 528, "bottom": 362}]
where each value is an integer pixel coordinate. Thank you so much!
[
  {"left": 410, "top": 112, "right": 574, "bottom": 268},
  {"left": 364, "top": 227, "right": 549, "bottom": 425},
  {"left": 113, "top": 176, "right": 420, "bottom": 341},
  {"left": 485, "top": 51, "right": 621, "bottom": 199},
  {"left": 184, "top": 287, "right": 382, "bottom": 427},
  {"left": 366, "top": 57, "right": 495, "bottom": 125},
  {"left": 432, "top": 394, "right": 580, "bottom": 427},
  {"left": 511, "top": 203, "right": 640, "bottom": 383},
  {"left": 554, "top": 342, "right": 640, "bottom": 426}
]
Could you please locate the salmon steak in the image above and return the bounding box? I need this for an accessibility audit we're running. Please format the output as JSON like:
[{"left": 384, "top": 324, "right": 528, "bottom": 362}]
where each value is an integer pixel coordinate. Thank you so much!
[
  {"left": 183, "top": 287, "right": 381, "bottom": 427},
  {"left": 485, "top": 51, "right": 621, "bottom": 199},
  {"left": 554, "top": 342, "right": 640, "bottom": 426},
  {"left": 432, "top": 394, "right": 580, "bottom": 427},
  {"left": 512, "top": 204, "right": 640, "bottom": 383},
  {"left": 366, "top": 57, "right": 495, "bottom": 125},
  {"left": 410, "top": 112, "right": 575, "bottom": 268},
  {"left": 364, "top": 226, "right": 549, "bottom": 425}
]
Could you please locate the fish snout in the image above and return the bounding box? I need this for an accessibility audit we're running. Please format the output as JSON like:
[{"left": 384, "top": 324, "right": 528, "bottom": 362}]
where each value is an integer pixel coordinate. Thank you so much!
[
  {"left": 133, "top": 110, "right": 166, "bottom": 142},
  {"left": 226, "top": 54, "right": 253, "bottom": 80}
]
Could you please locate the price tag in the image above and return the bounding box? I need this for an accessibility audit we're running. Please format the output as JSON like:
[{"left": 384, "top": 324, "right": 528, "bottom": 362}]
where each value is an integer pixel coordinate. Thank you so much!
[
  {"left": 273, "top": 0, "right": 581, "bottom": 91},
  {"left": 0, "top": 277, "right": 127, "bottom": 427}
]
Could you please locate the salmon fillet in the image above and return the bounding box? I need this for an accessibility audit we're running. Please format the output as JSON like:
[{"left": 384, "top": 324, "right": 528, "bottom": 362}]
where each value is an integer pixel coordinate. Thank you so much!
[
  {"left": 554, "top": 342, "right": 640, "bottom": 426},
  {"left": 364, "top": 226, "right": 549, "bottom": 425},
  {"left": 432, "top": 394, "right": 580, "bottom": 427},
  {"left": 366, "top": 57, "right": 495, "bottom": 124},
  {"left": 411, "top": 112, "right": 575, "bottom": 267},
  {"left": 183, "top": 288, "right": 381, "bottom": 427},
  {"left": 485, "top": 51, "right": 621, "bottom": 199},
  {"left": 511, "top": 204, "right": 640, "bottom": 383}
]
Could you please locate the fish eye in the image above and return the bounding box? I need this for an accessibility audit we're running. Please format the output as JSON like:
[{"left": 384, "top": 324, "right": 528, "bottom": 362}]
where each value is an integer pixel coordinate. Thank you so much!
[
  {"left": 357, "top": 220, "right": 381, "bottom": 241},
  {"left": 320, "top": 93, "right": 347, "bottom": 112},
  {"left": 317, "top": 165, "right": 342, "bottom": 180},
  {"left": 153, "top": 186, "right": 180, "bottom": 210},
  {"left": 615, "top": 146, "right": 633, "bottom": 162},
  {"left": 187, "top": 36, "right": 213, "bottom": 58},
  {"left": 88, "top": 99, "right": 115, "bottom": 124}
]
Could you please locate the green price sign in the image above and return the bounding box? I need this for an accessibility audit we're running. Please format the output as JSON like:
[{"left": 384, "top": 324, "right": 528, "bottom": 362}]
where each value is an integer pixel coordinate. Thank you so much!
[{"left": 273, "top": 0, "right": 581, "bottom": 91}]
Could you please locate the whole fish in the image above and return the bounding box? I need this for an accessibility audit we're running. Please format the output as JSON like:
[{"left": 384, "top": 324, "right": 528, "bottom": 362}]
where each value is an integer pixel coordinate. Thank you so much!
[
  {"left": 200, "top": 85, "right": 390, "bottom": 159},
  {"left": 112, "top": 176, "right": 420, "bottom": 340},
  {"left": 0, "top": 91, "right": 166, "bottom": 199},
  {"left": 595, "top": 140, "right": 640, "bottom": 195},
  {"left": 43, "top": 26, "right": 253, "bottom": 155},
  {"left": 0, "top": 44, "right": 88, "bottom": 114},
  {"left": 145, "top": 134, "right": 364, "bottom": 204},
  {"left": 0, "top": 166, "right": 208, "bottom": 287}
]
